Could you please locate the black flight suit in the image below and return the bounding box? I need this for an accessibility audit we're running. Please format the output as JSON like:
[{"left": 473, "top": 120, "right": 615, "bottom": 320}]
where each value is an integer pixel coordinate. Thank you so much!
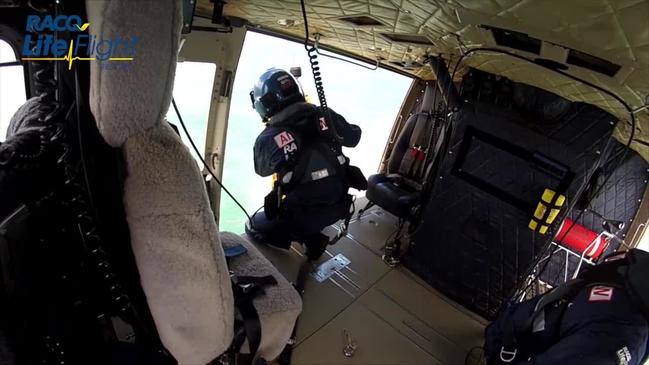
[{"left": 250, "top": 102, "right": 361, "bottom": 247}]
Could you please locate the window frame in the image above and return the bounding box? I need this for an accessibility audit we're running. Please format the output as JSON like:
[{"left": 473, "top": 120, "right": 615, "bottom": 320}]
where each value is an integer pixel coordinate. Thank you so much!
[{"left": 0, "top": 23, "right": 30, "bottom": 99}]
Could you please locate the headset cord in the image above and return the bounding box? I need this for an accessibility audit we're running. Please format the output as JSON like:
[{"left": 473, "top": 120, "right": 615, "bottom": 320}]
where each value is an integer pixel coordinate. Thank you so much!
[{"left": 171, "top": 98, "right": 253, "bottom": 225}]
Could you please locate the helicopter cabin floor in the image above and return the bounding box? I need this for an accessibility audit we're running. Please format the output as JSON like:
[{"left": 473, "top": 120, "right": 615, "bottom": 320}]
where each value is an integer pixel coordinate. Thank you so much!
[{"left": 248, "top": 196, "right": 487, "bottom": 365}]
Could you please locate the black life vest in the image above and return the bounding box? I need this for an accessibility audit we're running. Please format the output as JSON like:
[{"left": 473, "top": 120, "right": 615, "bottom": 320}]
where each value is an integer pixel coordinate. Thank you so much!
[
  {"left": 262, "top": 106, "right": 367, "bottom": 223},
  {"left": 273, "top": 112, "right": 348, "bottom": 190},
  {"left": 485, "top": 249, "right": 649, "bottom": 364}
]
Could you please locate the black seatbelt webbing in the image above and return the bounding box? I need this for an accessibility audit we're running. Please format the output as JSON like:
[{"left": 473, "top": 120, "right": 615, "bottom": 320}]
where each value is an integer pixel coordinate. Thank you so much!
[
  {"left": 238, "top": 299, "right": 262, "bottom": 359},
  {"left": 414, "top": 113, "right": 436, "bottom": 179},
  {"left": 226, "top": 274, "right": 278, "bottom": 364},
  {"left": 499, "top": 279, "right": 587, "bottom": 363}
]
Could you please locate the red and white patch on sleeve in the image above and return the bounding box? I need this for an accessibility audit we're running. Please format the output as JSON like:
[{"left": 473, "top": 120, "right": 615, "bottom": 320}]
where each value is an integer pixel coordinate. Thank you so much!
[
  {"left": 274, "top": 131, "right": 295, "bottom": 148},
  {"left": 589, "top": 286, "right": 614, "bottom": 302}
]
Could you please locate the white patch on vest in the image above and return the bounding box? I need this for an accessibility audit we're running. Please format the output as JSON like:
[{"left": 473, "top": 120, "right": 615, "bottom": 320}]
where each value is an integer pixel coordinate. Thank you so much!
[
  {"left": 311, "top": 168, "right": 329, "bottom": 181},
  {"left": 319, "top": 117, "right": 329, "bottom": 131},
  {"left": 616, "top": 346, "right": 632, "bottom": 365},
  {"left": 274, "top": 131, "right": 295, "bottom": 148},
  {"left": 589, "top": 286, "right": 614, "bottom": 302},
  {"left": 283, "top": 142, "right": 297, "bottom": 154},
  {"left": 282, "top": 171, "right": 293, "bottom": 184}
]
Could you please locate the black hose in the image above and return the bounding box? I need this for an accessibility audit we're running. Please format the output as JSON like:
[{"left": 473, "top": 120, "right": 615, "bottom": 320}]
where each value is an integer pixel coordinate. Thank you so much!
[{"left": 171, "top": 97, "right": 253, "bottom": 225}]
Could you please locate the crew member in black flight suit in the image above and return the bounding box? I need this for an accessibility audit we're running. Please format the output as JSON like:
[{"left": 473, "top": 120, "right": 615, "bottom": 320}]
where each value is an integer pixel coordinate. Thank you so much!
[{"left": 245, "top": 68, "right": 366, "bottom": 260}]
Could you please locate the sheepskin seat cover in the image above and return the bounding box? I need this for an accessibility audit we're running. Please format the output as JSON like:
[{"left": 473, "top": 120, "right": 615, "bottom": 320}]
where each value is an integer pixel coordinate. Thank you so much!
[
  {"left": 86, "top": 1, "right": 233, "bottom": 363},
  {"left": 86, "top": 0, "right": 302, "bottom": 363},
  {"left": 219, "top": 232, "right": 302, "bottom": 361}
]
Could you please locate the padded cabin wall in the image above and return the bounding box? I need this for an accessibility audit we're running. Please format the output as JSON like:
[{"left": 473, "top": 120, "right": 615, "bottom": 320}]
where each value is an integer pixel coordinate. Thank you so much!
[
  {"left": 178, "top": 20, "right": 246, "bottom": 220},
  {"left": 572, "top": 142, "right": 649, "bottom": 249},
  {"left": 542, "top": 143, "right": 649, "bottom": 284},
  {"left": 404, "top": 70, "right": 617, "bottom": 319}
]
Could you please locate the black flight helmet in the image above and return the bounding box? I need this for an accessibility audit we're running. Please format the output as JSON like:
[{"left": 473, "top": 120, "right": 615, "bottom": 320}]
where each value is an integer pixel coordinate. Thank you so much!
[{"left": 250, "top": 68, "right": 304, "bottom": 120}]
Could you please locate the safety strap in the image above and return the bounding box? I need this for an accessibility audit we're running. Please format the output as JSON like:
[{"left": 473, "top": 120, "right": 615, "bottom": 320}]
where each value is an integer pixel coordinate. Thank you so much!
[
  {"left": 413, "top": 113, "right": 439, "bottom": 179},
  {"left": 499, "top": 279, "right": 588, "bottom": 363},
  {"left": 398, "top": 113, "right": 439, "bottom": 181},
  {"left": 220, "top": 274, "right": 278, "bottom": 364}
]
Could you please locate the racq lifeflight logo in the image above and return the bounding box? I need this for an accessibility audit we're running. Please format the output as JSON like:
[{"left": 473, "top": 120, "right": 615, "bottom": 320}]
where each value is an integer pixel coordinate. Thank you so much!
[{"left": 21, "top": 15, "right": 139, "bottom": 70}]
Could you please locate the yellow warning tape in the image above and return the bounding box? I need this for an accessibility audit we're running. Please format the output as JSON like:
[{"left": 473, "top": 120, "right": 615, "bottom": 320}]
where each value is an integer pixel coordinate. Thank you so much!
[{"left": 529, "top": 188, "right": 566, "bottom": 234}]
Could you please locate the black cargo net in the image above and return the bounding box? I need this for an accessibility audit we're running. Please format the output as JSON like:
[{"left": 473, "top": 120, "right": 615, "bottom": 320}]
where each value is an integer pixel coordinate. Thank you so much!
[{"left": 403, "top": 70, "right": 620, "bottom": 319}]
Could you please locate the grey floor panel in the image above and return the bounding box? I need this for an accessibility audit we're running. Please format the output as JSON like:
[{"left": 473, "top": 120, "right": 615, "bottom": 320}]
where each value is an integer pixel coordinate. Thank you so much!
[
  {"left": 366, "top": 270, "right": 485, "bottom": 353},
  {"left": 249, "top": 239, "right": 358, "bottom": 345},
  {"left": 293, "top": 237, "right": 391, "bottom": 344},
  {"left": 346, "top": 207, "right": 400, "bottom": 255},
  {"left": 247, "top": 200, "right": 486, "bottom": 364},
  {"left": 359, "top": 288, "right": 468, "bottom": 364},
  {"left": 292, "top": 301, "right": 440, "bottom": 365},
  {"left": 293, "top": 269, "right": 485, "bottom": 365}
]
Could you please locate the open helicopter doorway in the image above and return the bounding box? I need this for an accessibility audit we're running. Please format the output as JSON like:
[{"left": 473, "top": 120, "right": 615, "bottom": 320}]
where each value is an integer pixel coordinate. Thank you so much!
[{"left": 217, "top": 31, "right": 412, "bottom": 233}]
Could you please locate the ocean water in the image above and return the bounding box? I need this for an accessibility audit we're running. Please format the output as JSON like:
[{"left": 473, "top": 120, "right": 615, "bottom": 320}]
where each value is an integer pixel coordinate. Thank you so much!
[{"left": 170, "top": 32, "right": 412, "bottom": 234}]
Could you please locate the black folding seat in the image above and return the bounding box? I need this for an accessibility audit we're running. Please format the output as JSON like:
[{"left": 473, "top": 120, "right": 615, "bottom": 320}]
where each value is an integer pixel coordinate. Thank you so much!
[{"left": 364, "top": 84, "right": 444, "bottom": 220}]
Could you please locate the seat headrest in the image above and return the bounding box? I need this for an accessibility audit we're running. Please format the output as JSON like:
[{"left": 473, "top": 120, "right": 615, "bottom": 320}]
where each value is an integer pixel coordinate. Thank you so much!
[{"left": 87, "top": 0, "right": 182, "bottom": 147}]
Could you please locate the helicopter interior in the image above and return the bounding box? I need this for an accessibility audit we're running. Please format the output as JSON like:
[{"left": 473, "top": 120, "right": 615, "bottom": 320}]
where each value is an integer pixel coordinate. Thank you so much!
[{"left": 0, "top": 0, "right": 648, "bottom": 364}]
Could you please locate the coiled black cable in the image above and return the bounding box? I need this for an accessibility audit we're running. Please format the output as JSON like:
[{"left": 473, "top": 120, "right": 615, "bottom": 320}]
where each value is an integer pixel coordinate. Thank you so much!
[{"left": 299, "top": 0, "right": 342, "bottom": 144}]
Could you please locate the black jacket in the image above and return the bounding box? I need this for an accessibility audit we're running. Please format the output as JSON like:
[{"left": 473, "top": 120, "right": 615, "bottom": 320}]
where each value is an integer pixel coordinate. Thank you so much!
[{"left": 253, "top": 102, "right": 361, "bottom": 177}]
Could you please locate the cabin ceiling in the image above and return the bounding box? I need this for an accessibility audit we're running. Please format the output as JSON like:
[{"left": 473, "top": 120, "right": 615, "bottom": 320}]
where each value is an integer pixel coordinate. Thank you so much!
[{"left": 196, "top": 0, "right": 649, "bottom": 160}]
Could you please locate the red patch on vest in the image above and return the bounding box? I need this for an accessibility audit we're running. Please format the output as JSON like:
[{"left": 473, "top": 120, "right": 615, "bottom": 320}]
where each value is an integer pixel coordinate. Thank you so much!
[
  {"left": 319, "top": 117, "right": 329, "bottom": 131},
  {"left": 274, "top": 131, "right": 295, "bottom": 148},
  {"left": 589, "top": 286, "right": 614, "bottom": 302}
]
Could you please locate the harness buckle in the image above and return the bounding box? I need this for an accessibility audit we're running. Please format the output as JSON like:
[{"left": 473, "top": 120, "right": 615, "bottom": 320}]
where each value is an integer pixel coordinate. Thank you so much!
[
  {"left": 239, "top": 283, "right": 255, "bottom": 294},
  {"left": 499, "top": 346, "right": 518, "bottom": 363}
]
